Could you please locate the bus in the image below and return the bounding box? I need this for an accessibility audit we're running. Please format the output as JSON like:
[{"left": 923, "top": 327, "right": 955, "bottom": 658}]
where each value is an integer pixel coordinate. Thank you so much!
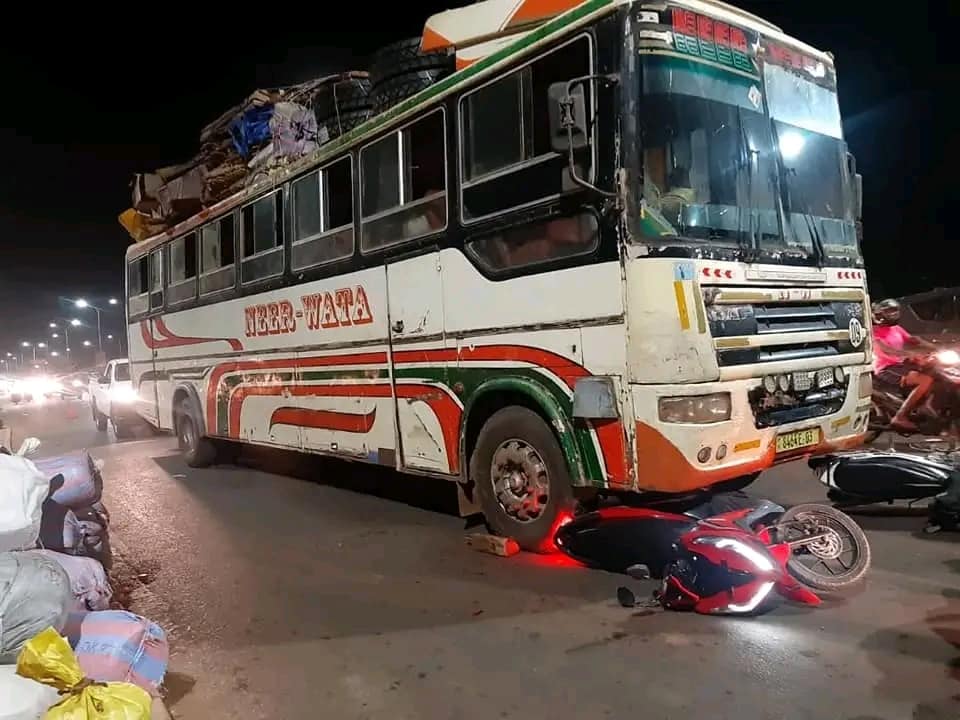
[{"left": 125, "top": 0, "right": 871, "bottom": 550}]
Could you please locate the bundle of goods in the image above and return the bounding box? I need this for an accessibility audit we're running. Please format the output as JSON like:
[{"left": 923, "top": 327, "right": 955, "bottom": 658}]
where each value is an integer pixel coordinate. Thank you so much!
[
  {"left": 1, "top": 442, "right": 171, "bottom": 717},
  {"left": 12, "top": 627, "right": 153, "bottom": 720},
  {"left": 118, "top": 72, "right": 370, "bottom": 243}
]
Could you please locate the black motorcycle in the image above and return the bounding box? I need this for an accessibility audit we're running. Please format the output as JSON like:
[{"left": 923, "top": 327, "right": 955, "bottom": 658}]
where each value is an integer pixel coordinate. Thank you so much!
[{"left": 808, "top": 442, "right": 960, "bottom": 532}]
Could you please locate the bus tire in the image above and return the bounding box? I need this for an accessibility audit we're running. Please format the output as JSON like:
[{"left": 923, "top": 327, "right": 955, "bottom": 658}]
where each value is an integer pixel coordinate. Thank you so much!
[
  {"left": 176, "top": 401, "right": 217, "bottom": 468},
  {"left": 470, "top": 406, "right": 574, "bottom": 553},
  {"left": 369, "top": 37, "right": 454, "bottom": 88}
]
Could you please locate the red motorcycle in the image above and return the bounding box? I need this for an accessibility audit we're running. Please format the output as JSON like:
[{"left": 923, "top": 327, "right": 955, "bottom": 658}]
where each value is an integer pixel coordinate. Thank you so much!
[
  {"left": 555, "top": 499, "right": 870, "bottom": 615},
  {"left": 868, "top": 348, "right": 960, "bottom": 442}
]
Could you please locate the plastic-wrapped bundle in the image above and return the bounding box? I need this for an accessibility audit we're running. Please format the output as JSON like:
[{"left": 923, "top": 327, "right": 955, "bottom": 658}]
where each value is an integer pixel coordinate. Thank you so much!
[
  {"left": 0, "top": 454, "right": 49, "bottom": 553},
  {"left": 32, "top": 450, "right": 102, "bottom": 509},
  {"left": 63, "top": 610, "right": 169, "bottom": 695},
  {"left": 21, "top": 550, "right": 112, "bottom": 611},
  {"left": 0, "top": 551, "right": 72, "bottom": 663}
]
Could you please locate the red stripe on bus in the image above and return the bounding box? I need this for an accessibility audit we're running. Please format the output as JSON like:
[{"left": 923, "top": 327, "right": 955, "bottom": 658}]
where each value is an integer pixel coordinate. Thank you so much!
[
  {"left": 206, "top": 345, "right": 586, "bottom": 430},
  {"left": 140, "top": 319, "right": 244, "bottom": 352},
  {"left": 228, "top": 382, "right": 462, "bottom": 471},
  {"left": 206, "top": 352, "right": 390, "bottom": 431},
  {"left": 270, "top": 407, "right": 377, "bottom": 433}
]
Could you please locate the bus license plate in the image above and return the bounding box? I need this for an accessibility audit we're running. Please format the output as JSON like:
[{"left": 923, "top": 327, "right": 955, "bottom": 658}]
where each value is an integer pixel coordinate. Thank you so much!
[{"left": 775, "top": 427, "right": 821, "bottom": 453}]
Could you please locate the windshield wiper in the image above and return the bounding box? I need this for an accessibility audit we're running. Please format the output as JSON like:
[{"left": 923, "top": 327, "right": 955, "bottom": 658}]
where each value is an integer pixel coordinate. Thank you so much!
[{"left": 768, "top": 120, "right": 825, "bottom": 266}]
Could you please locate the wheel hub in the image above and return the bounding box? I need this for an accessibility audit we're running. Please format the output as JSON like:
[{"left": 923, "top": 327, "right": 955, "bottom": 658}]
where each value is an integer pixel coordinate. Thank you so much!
[
  {"left": 805, "top": 526, "right": 843, "bottom": 560},
  {"left": 490, "top": 439, "right": 550, "bottom": 523}
]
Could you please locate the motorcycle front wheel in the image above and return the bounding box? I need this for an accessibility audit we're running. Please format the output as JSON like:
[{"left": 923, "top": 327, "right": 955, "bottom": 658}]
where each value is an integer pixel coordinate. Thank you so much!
[{"left": 775, "top": 504, "right": 871, "bottom": 592}]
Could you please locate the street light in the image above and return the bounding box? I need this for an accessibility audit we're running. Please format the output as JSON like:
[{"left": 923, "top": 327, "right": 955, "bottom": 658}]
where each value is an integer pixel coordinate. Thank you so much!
[
  {"left": 108, "top": 298, "right": 118, "bottom": 305},
  {"left": 51, "top": 351, "right": 59, "bottom": 357},
  {"left": 83, "top": 340, "right": 92, "bottom": 347},
  {"left": 70, "top": 319, "right": 81, "bottom": 327},
  {"left": 49, "top": 322, "right": 56, "bottom": 329},
  {"left": 74, "top": 299, "right": 103, "bottom": 351}
]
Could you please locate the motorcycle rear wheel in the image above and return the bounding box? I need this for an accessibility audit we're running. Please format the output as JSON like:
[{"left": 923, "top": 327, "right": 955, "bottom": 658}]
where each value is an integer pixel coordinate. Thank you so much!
[{"left": 776, "top": 504, "right": 871, "bottom": 592}]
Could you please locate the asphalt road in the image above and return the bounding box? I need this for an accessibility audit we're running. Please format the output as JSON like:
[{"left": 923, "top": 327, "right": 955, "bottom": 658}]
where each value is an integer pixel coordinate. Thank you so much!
[{"left": 3, "top": 395, "right": 958, "bottom": 720}]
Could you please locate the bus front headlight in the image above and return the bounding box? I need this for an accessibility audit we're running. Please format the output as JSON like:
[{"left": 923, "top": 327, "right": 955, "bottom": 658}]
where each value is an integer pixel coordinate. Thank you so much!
[{"left": 658, "top": 393, "right": 731, "bottom": 424}]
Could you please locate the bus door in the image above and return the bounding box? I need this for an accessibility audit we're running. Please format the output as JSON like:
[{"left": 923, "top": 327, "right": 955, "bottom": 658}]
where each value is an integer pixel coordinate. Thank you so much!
[
  {"left": 385, "top": 249, "right": 453, "bottom": 474},
  {"left": 138, "top": 248, "right": 164, "bottom": 426}
]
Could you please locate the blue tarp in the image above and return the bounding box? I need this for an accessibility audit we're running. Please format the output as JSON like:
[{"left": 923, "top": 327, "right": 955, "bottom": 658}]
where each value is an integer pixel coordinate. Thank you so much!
[{"left": 229, "top": 105, "right": 274, "bottom": 158}]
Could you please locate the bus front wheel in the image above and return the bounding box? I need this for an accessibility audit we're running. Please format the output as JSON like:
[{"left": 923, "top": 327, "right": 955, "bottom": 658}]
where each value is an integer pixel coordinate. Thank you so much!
[
  {"left": 470, "top": 406, "right": 574, "bottom": 553},
  {"left": 176, "top": 401, "right": 217, "bottom": 468}
]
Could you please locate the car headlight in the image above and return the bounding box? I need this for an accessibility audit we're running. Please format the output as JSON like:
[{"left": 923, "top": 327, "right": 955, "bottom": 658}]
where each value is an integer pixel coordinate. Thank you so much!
[
  {"left": 936, "top": 349, "right": 960, "bottom": 365},
  {"left": 109, "top": 386, "right": 138, "bottom": 403},
  {"left": 72, "top": 379, "right": 84, "bottom": 388},
  {"left": 658, "top": 393, "right": 731, "bottom": 424}
]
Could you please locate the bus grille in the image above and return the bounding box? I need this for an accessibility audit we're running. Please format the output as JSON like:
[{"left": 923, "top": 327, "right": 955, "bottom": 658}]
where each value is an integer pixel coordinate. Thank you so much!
[{"left": 706, "top": 300, "right": 865, "bottom": 367}]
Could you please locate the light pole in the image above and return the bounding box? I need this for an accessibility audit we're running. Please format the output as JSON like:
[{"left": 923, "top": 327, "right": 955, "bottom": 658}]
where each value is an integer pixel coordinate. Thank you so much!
[
  {"left": 75, "top": 299, "right": 103, "bottom": 351},
  {"left": 21, "top": 341, "right": 35, "bottom": 363}
]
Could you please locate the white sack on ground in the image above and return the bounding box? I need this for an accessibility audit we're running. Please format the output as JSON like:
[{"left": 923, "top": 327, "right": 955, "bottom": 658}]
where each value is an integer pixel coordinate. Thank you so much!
[
  {"left": 0, "top": 551, "right": 72, "bottom": 663},
  {"left": 0, "top": 665, "right": 59, "bottom": 720},
  {"left": 0, "top": 454, "right": 49, "bottom": 553},
  {"left": 21, "top": 550, "right": 112, "bottom": 611}
]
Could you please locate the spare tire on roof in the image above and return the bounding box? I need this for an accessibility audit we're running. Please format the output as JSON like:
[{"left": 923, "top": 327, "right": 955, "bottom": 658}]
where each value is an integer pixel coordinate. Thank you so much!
[
  {"left": 371, "top": 68, "right": 450, "bottom": 114},
  {"left": 313, "top": 76, "right": 372, "bottom": 123},
  {"left": 369, "top": 37, "right": 454, "bottom": 88},
  {"left": 321, "top": 108, "right": 373, "bottom": 139}
]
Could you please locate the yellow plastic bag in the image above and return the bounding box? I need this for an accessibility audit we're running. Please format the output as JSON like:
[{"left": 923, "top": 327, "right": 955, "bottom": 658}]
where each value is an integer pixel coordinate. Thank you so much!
[{"left": 16, "top": 627, "right": 152, "bottom": 720}]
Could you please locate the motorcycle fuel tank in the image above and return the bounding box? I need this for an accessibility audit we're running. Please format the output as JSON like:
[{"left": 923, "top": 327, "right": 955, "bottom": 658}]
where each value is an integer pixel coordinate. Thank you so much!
[
  {"left": 810, "top": 451, "right": 955, "bottom": 501},
  {"left": 554, "top": 508, "right": 696, "bottom": 576}
]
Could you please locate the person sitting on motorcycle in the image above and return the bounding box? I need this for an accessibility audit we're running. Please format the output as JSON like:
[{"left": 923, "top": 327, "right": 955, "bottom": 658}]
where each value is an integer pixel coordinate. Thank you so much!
[{"left": 872, "top": 298, "right": 936, "bottom": 430}]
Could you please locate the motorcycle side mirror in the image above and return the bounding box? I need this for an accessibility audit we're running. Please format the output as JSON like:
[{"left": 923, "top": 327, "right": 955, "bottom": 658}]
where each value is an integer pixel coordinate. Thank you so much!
[{"left": 617, "top": 586, "right": 638, "bottom": 608}]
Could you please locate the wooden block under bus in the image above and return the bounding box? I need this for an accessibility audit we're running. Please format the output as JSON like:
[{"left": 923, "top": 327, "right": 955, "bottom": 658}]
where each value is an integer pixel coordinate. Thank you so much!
[{"left": 464, "top": 533, "right": 520, "bottom": 557}]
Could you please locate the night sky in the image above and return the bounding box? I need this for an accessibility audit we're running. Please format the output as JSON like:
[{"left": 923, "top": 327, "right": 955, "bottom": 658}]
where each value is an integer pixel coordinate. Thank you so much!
[{"left": 0, "top": 3, "right": 951, "bottom": 361}]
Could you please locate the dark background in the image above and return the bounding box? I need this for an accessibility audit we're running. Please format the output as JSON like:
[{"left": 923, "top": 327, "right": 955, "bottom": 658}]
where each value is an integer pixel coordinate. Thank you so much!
[{"left": 0, "top": 3, "right": 952, "bottom": 360}]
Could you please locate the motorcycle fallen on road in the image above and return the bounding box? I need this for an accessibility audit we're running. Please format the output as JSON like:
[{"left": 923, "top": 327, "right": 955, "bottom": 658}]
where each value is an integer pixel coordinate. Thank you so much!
[
  {"left": 555, "top": 496, "right": 870, "bottom": 616},
  {"left": 867, "top": 348, "right": 960, "bottom": 442},
  {"left": 809, "top": 441, "right": 960, "bottom": 533}
]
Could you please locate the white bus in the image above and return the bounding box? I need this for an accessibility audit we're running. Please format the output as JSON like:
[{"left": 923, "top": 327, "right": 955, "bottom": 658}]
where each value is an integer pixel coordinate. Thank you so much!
[{"left": 126, "top": 0, "right": 872, "bottom": 550}]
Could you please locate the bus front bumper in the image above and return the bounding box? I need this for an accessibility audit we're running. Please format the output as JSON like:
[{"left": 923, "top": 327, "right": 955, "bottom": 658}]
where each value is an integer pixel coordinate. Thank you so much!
[{"left": 627, "top": 366, "right": 872, "bottom": 493}]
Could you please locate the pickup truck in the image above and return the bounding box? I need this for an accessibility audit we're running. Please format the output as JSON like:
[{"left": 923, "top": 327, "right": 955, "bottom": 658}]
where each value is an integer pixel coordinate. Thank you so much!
[{"left": 89, "top": 358, "right": 139, "bottom": 438}]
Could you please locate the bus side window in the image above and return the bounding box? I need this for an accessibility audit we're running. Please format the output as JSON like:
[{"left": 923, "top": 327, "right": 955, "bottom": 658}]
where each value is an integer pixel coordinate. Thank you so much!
[
  {"left": 459, "top": 35, "right": 592, "bottom": 222},
  {"left": 241, "top": 191, "right": 284, "bottom": 284},
  {"left": 149, "top": 249, "right": 164, "bottom": 311},
  {"left": 127, "top": 255, "right": 150, "bottom": 317},
  {"left": 360, "top": 108, "right": 447, "bottom": 253},
  {"left": 292, "top": 156, "right": 355, "bottom": 270},
  {"left": 466, "top": 211, "right": 600, "bottom": 274},
  {"left": 200, "top": 214, "right": 237, "bottom": 296},
  {"left": 168, "top": 232, "right": 198, "bottom": 305}
]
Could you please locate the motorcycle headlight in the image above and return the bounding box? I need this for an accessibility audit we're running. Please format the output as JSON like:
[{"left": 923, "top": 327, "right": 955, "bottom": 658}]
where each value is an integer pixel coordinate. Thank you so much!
[{"left": 936, "top": 349, "right": 960, "bottom": 365}]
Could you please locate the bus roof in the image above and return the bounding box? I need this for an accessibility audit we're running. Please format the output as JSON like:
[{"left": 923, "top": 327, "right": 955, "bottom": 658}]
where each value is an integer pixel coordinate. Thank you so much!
[{"left": 126, "top": 0, "right": 832, "bottom": 261}]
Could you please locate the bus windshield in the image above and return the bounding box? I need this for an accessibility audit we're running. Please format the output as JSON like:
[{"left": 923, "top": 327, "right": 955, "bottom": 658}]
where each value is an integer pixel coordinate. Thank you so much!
[{"left": 631, "top": 51, "right": 860, "bottom": 262}]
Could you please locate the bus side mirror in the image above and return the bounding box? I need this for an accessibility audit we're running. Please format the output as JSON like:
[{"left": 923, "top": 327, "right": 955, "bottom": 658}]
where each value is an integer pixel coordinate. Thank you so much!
[
  {"left": 853, "top": 172, "right": 863, "bottom": 221},
  {"left": 846, "top": 151, "right": 862, "bottom": 221},
  {"left": 548, "top": 80, "right": 588, "bottom": 153}
]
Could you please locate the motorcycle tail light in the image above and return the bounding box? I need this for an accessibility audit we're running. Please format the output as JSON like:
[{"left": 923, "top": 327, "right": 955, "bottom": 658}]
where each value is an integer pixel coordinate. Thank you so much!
[{"left": 858, "top": 372, "right": 873, "bottom": 399}]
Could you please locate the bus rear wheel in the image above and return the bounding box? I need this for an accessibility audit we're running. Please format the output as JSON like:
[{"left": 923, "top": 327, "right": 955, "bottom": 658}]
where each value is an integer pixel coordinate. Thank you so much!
[
  {"left": 470, "top": 406, "right": 574, "bottom": 553},
  {"left": 176, "top": 401, "right": 217, "bottom": 468}
]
